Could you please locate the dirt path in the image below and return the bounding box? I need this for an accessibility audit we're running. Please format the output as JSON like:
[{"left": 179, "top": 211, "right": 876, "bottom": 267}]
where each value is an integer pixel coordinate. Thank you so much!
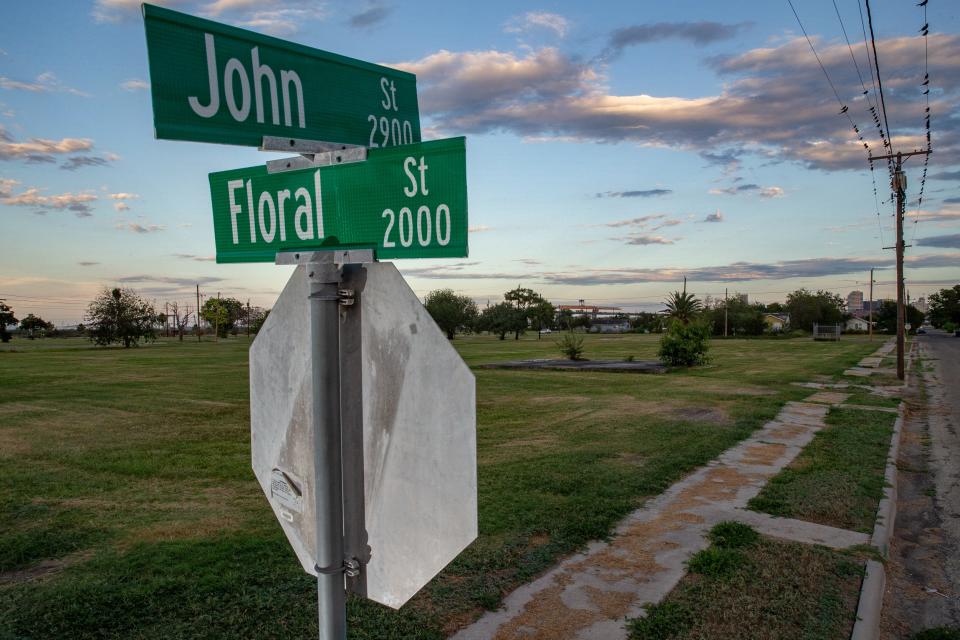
[{"left": 881, "top": 332, "right": 960, "bottom": 638}]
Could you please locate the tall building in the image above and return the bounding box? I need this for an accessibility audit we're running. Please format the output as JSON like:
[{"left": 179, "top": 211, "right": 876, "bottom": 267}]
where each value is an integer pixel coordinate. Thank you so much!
[
  {"left": 737, "top": 293, "right": 748, "bottom": 304},
  {"left": 847, "top": 290, "right": 864, "bottom": 312}
]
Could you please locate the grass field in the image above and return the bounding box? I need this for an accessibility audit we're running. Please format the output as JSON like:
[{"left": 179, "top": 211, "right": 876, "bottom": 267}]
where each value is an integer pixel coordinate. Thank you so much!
[
  {"left": 747, "top": 406, "right": 896, "bottom": 532},
  {"left": 630, "top": 523, "right": 864, "bottom": 640},
  {"left": 0, "top": 333, "right": 878, "bottom": 639}
]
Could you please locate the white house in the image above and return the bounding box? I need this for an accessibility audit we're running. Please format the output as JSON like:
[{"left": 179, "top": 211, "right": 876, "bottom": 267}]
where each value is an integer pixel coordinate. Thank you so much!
[{"left": 845, "top": 317, "right": 870, "bottom": 332}]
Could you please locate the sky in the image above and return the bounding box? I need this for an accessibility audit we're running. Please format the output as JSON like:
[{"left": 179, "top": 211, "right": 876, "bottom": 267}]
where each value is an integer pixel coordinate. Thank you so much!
[{"left": 1, "top": 0, "right": 959, "bottom": 325}]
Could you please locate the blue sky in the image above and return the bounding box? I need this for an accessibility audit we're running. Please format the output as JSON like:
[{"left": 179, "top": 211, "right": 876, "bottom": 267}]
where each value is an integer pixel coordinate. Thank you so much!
[{"left": 1, "top": 0, "right": 958, "bottom": 324}]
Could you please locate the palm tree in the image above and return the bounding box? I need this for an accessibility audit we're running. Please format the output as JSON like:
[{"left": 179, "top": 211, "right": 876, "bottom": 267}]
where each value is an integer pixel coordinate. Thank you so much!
[{"left": 664, "top": 291, "right": 702, "bottom": 324}]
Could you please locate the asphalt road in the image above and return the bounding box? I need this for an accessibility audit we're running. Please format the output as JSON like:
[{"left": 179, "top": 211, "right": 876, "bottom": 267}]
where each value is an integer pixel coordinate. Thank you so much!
[
  {"left": 882, "top": 329, "right": 960, "bottom": 638},
  {"left": 923, "top": 330, "right": 960, "bottom": 613}
]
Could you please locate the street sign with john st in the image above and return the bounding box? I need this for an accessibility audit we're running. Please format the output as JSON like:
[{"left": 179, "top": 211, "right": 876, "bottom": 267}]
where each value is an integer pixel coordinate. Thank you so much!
[
  {"left": 208, "top": 137, "right": 468, "bottom": 263},
  {"left": 143, "top": 3, "right": 420, "bottom": 148}
]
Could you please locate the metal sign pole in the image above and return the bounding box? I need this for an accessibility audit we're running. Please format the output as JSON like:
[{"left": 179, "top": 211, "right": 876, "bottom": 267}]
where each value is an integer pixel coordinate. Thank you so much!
[{"left": 309, "top": 254, "right": 347, "bottom": 640}]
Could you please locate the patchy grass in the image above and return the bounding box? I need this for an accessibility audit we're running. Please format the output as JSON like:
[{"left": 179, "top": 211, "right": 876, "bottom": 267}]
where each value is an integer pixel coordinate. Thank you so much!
[
  {"left": 747, "top": 407, "right": 896, "bottom": 532},
  {"left": 630, "top": 525, "right": 863, "bottom": 640},
  {"left": 842, "top": 389, "right": 901, "bottom": 409},
  {"left": 0, "top": 334, "right": 877, "bottom": 638}
]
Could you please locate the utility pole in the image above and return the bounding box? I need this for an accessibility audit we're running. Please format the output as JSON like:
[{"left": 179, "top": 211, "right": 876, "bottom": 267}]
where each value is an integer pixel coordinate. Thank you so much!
[
  {"left": 196, "top": 284, "right": 201, "bottom": 342},
  {"left": 872, "top": 148, "right": 930, "bottom": 381},
  {"left": 724, "top": 288, "right": 728, "bottom": 337},
  {"left": 869, "top": 268, "right": 874, "bottom": 342}
]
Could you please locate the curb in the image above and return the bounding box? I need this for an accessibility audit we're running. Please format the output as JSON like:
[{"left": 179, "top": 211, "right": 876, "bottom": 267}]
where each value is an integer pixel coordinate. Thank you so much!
[{"left": 849, "top": 339, "right": 917, "bottom": 639}]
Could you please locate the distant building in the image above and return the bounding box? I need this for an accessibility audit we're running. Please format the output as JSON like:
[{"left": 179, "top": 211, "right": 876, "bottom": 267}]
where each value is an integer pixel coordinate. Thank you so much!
[
  {"left": 915, "top": 297, "right": 929, "bottom": 313},
  {"left": 764, "top": 313, "right": 788, "bottom": 332},
  {"left": 557, "top": 304, "right": 622, "bottom": 319},
  {"left": 847, "top": 290, "right": 864, "bottom": 312},
  {"left": 845, "top": 317, "right": 870, "bottom": 332},
  {"left": 589, "top": 317, "right": 632, "bottom": 334},
  {"left": 737, "top": 293, "right": 748, "bottom": 304}
]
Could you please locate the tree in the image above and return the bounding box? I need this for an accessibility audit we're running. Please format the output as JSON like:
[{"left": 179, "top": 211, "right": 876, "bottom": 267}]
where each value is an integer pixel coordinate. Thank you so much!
[
  {"left": 658, "top": 320, "right": 711, "bottom": 366},
  {"left": 423, "top": 289, "right": 478, "bottom": 339},
  {"left": 478, "top": 302, "right": 526, "bottom": 340},
  {"left": 504, "top": 286, "right": 545, "bottom": 340},
  {"left": 875, "top": 301, "right": 925, "bottom": 334},
  {"left": 528, "top": 300, "right": 555, "bottom": 339},
  {"left": 664, "top": 291, "right": 703, "bottom": 325},
  {"left": 86, "top": 287, "right": 157, "bottom": 348},
  {"left": 0, "top": 300, "right": 17, "bottom": 343},
  {"left": 201, "top": 297, "right": 243, "bottom": 339},
  {"left": 704, "top": 296, "right": 766, "bottom": 336},
  {"left": 252, "top": 308, "right": 270, "bottom": 334},
  {"left": 631, "top": 312, "right": 664, "bottom": 333},
  {"left": 19, "top": 314, "right": 54, "bottom": 339},
  {"left": 785, "top": 289, "right": 845, "bottom": 331},
  {"left": 927, "top": 284, "right": 960, "bottom": 328}
]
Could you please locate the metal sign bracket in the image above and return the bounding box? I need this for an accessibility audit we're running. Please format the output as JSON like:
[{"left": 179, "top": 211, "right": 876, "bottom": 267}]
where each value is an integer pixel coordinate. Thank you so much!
[{"left": 262, "top": 136, "right": 367, "bottom": 175}]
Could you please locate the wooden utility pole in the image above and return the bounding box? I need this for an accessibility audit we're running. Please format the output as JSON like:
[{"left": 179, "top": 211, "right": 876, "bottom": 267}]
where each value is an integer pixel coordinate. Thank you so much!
[
  {"left": 868, "top": 268, "right": 874, "bottom": 342},
  {"left": 872, "top": 148, "right": 930, "bottom": 381},
  {"left": 724, "top": 288, "right": 728, "bottom": 337},
  {"left": 196, "top": 284, "right": 202, "bottom": 342},
  {"left": 247, "top": 299, "right": 251, "bottom": 338}
]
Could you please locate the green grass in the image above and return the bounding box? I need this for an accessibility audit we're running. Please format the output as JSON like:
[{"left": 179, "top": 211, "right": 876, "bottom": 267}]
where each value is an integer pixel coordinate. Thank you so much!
[
  {"left": 630, "top": 524, "right": 863, "bottom": 640},
  {"left": 0, "top": 333, "right": 877, "bottom": 638},
  {"left": 747, "top": 407, "right": 896, "bottom": 532}
]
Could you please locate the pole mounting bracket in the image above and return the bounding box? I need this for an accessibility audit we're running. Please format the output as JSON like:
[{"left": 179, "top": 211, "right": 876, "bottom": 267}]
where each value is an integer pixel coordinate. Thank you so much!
[{"left": 314, "top": 557, "right": 363, "bottom": 577}]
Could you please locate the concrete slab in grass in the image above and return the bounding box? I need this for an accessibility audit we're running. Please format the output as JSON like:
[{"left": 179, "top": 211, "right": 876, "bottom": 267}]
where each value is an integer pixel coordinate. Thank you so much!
[{"left": 479, "top": 359, "right": 667, "bottom": 374}]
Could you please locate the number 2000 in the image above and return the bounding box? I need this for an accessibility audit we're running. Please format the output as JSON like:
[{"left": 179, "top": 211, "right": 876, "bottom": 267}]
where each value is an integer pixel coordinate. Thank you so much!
[{"left": 382, "top": 205, "right": 451, "bottom": 248}]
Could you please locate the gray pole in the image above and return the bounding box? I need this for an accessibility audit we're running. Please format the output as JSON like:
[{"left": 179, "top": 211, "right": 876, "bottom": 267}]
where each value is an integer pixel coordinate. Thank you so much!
[
  {"left": 723, "top": 288, "right": 728, "bottom": 338},
  {"left": 308, "top": 256, "right": 347, "bottom": 640},
  {"left": 869, "top": 268, "right": 874, "bottom": 342}
]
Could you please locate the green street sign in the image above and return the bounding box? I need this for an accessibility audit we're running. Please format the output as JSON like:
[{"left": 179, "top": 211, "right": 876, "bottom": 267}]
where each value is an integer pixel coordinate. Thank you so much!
[
  {"left": 209, "top": 137, "right": 468, "bottom": 262},
  {"left": 142, "top": 4, "right": 420, "bottom": 148}
]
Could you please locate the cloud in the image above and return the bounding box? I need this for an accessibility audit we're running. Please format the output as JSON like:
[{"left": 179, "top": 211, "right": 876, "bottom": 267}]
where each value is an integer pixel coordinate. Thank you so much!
[
  {"left": 468, "top": 225, "right": 493, "bottom": 233},
  {"left": 174, "top": 253, "right": 216, "bottom": 262},
  {"left": 0, "top": 72, "right": 88, "bottom": 97},
  {"left": 1, "top": 186, "right": 97, "bottom": 217},
  {"left": 116, "top": 222, "right": 166, "bottom": 233},
  {"left": 603, "top": 21, "right": 750, "bottom": 59},
  {"left": 177, "top": 222, "right": 193, "bottom": 228},
  {"left": 597, "top": 189, "right": 671, "bottom": 198},
  {"left": 78, "top": 261, "right": 100, "bottom": 266},
  {"left": 942, "top": 197, "right": 960, "bottom": 204},
  {"left": 110, "top": 192, "right": 140, "bottom": 201},
  {"left": 120, "top": 79, "right": 150, "bottom": 91},
  {"left": 397, "top": 33, "right": 960, "bottom": 171},
  {"left": 621, "top": 233, "right": 676, "bottom": 245},
  {"left": 906, "top": 205, "right": 960, "bottom": 225},
  {"left": 702, "top": 210, "right": 724, "bottom": 223},
  {"left": 118, "top": 274, "right": 223, "bottom": 287},
  {"left": 505, "top": 12, "right": 570, "bottom": 38},
  {"left": 114, "top": 202, "right": 130, "bottom": 212},
  {"left": 709, "top": 183, "right": 784, "bottom": 198},
  {"left": 0, "top": 131, "right": 94, "bottom": 163},
  {"left": 603, "top": 214, "right": 682, "bottom": 232},
  {"left": 60, "top": 154, "right": 119, "bottom": 171},
  {"left": 916, "top": 233, "right": 960, "bottom": 249},
  {"left": 0, "top": 177, "right": 18, "bottom": 197},
  {"left": 92, "top": 0, "right": 184, "bottom": 22},
  {"left": 349, "top": 5, "right": 390, "bottom": 28},
  {"left": 929, "top": 170, "right": 960, "bottom": 181},
  {"left": 540, "top": 253, "right": 960, "bottom": 286}
]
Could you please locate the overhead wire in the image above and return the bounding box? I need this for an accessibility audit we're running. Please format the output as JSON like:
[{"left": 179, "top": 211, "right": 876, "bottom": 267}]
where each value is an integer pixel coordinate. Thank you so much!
[{"left": 911, "top": 0, "right": 932, "bottom": 244}]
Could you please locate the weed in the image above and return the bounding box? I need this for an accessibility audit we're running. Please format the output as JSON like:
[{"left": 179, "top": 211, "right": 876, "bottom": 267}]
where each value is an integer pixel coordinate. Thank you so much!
[
  {"left": 912, "top": 628, "right": 960, "bottom": 640},
  {"left": 688, "top": 547, "right": 744, "bottom": 577},
  {"left": 708, "top": 521, "right": 759, "bottom": 549},
  {"left": 630, "top": 601, "right": 693, "bottom": 640}
]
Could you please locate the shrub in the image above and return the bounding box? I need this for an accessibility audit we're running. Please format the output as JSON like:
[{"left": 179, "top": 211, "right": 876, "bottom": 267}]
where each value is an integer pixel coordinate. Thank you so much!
[
  {"left": 629, "top": 601, "right": 693, "bottom": 640},
  {"left": 557, "top": 333, "right": 585, "bottom": 360},
  {"left": 657, "top": 320, "right": 710, "bottom": 366},
  {"left": 687, "top": 546, "right": 743, "bottom": 578},
  {"left": 708, "top": 522, "right": 759, "bottom": 549},
  {"left": 912, "top": 628, "right": 960, "bottom": 640}
]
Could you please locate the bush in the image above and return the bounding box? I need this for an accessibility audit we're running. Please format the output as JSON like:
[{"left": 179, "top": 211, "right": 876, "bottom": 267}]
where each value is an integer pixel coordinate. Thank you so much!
[
  {"left": 944, "top": 321, "right": 957, "bottom": 333},
  {"left": 556, "top": 333, "right": 585, "bottom": 360},
  {"left": 657, "top": 320, "right": 710, "bottom": 366},
  {"left": 708, "top": 522, "right": 759, "bottom": 549},
  {"left": 629, "top": 601, "right": 693, "bottom": 640},
  {"left": 687, "top": 546, "right": 743, "bottom": 577}
]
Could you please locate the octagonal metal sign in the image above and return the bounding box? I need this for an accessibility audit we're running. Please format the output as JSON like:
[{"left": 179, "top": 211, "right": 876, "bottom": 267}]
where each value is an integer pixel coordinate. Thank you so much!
[{"left": 250, "top": 262, "right": 477, "bottom": 609}]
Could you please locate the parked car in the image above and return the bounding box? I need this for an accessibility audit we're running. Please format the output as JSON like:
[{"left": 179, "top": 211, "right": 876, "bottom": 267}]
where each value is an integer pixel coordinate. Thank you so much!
[
  {"left": 955, "top": 329, "right": 960, "bottom": 337},
  {"left": 917, "top": 328, "right": 926, "bottom": 335}
]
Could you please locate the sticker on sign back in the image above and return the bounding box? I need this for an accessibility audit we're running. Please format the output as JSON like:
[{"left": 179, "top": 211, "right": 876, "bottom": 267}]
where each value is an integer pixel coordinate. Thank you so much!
[{"left": 270, "top": 469, "right": 304, "bottom": 518}]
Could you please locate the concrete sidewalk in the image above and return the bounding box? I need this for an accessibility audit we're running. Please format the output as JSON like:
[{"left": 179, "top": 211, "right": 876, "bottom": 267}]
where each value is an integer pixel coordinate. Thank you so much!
[{"left": 452, "top": 340, "right": 898, "bottom": 640}]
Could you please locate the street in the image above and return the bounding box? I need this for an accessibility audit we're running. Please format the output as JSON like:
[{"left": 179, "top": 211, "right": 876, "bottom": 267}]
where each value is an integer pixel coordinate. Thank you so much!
[{"left": 883, "top": 329, "right": 960, "bottom": 637}]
